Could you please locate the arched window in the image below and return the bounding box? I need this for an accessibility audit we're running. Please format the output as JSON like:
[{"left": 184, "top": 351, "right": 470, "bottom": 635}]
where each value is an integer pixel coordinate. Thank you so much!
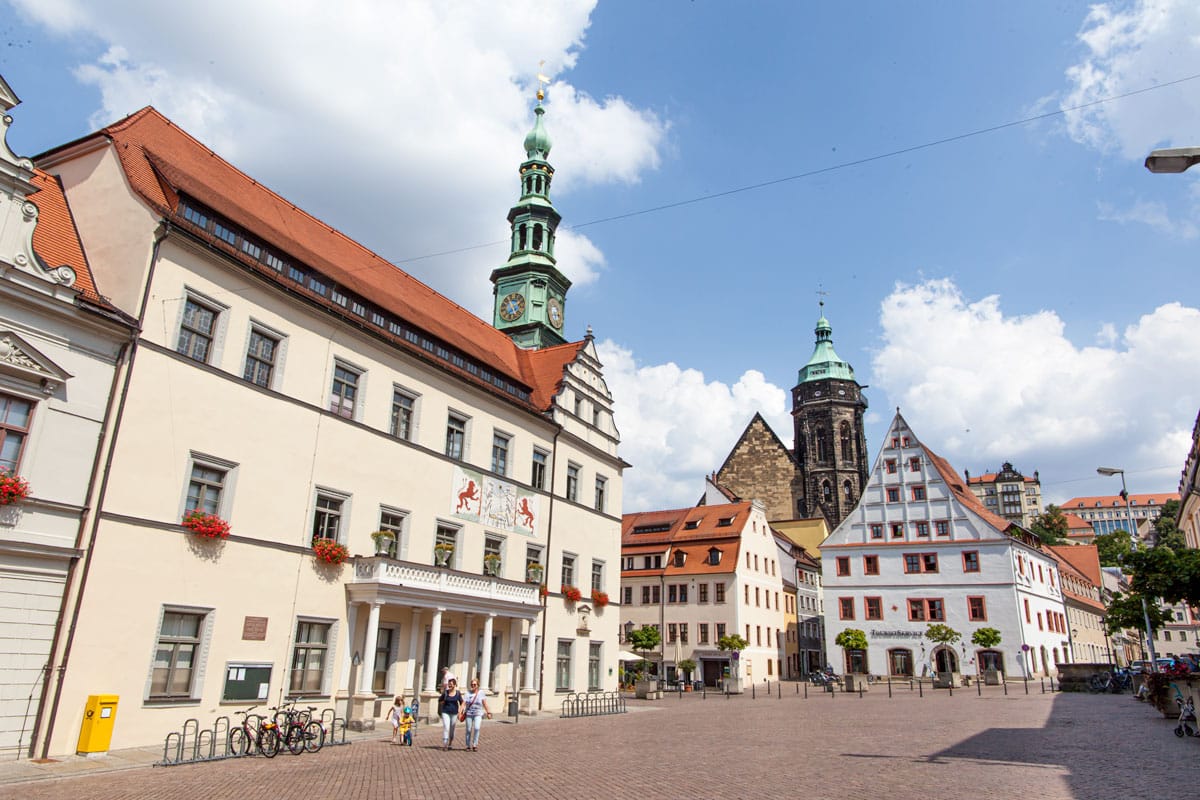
[
  {"left": 843, "top": 480, "right": 853, "bottom": 502},
  {"left": 816, "top": 428, "right": 829, "bottom": 462},
  {"left": 822, "top": 481, "right": 832, "bottom": 503},
  {"left": 532, "top": 224, "right": 543, "bottom": 251},
  {"left": 840, "top": 421, "right": 853, "bottom": 461},
  {"left": 518, "top": 223, "right": 528, "bottom": 250}
]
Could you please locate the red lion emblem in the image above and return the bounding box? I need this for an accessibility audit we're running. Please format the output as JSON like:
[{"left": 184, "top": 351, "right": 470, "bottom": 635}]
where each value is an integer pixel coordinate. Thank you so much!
[
  {"left": 518, "top": 497, "right": 535, "bottom": 528},
  {"left": 456, "top": 480, "right": 479, "bottom": 512}
]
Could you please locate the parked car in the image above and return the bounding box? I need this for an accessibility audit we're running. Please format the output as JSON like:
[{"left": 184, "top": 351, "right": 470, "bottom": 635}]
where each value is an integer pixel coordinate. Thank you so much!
[{"left": 1130, "top": 660, "right": 1153, "bottom": 674}]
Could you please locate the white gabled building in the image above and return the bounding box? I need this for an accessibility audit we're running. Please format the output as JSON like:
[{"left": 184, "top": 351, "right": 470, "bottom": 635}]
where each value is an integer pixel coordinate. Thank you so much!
[{"left": 822, "top": 412, "right": 1066, "bottom": 680}]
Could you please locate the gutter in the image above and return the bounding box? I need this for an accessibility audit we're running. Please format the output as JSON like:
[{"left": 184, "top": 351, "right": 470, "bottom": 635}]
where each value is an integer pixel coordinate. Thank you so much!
[
  {"left": 37, "top": 223, "right": 166, "bottom": 758},
  {"left": 535, "top": 425, "right": 562, "bottom": 709}
]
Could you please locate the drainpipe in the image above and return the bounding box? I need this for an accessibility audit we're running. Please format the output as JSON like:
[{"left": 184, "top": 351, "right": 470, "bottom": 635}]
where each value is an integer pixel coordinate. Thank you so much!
[
  {"left": 535, "top": 425, "right": 562, "bottom": 710},
  {"left": 37, "top": 224, "right": 166, "bottom": 759}
]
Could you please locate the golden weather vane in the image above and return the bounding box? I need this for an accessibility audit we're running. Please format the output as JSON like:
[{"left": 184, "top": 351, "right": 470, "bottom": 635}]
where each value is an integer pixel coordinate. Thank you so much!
[{"left": 536, "top": 60, "right": 551, "bottom": 101}]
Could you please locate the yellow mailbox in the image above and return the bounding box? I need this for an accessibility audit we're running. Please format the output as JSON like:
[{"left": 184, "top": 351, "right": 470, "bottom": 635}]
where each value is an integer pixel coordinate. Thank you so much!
[{"left": 77, "top": 694, "right": 119, "bottom": 754}]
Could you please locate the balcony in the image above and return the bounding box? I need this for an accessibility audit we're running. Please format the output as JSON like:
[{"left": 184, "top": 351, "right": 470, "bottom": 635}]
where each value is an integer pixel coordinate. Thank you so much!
[{"left": 350, "top": 556, "right": 541, "bottom": 612}]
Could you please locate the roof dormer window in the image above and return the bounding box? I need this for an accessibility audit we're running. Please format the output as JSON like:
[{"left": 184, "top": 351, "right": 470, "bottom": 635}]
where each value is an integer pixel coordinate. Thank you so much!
[
  {"left": 673, "top": 550, "right": 686, "bottom": 567},
  {"left": 717, "top": 517, "right": 734, "bottom": 527},
  {"left": 707, "top": 547, "right": 721, "bottom": 566},
  {"left": 684, "top": 520, "right": 699, "bottom": 530}
]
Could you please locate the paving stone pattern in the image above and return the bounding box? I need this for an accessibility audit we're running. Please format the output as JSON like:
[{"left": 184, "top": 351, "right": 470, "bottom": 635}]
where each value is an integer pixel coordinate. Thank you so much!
[{"left": 3, "top": 686, "right": 1198, "bottom": 799}]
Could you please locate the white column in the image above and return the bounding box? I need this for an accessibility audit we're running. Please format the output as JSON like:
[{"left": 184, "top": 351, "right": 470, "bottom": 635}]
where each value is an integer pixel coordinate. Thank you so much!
[
  {"left": 479, "top": 614, "right": 496, "bottom": 690},
  {"left": 523, "top": 632, "right": 540, "bottom": 691},
  {"left": 404, "top": 608, "right": 422, "bottom": 695},
  {"left": 423, "top": 609, "right": 444, "bottom": 693},
  {"left": 510, "top": 619, "right": 524, "bottom": 694},
  {"left": 340, "top": 603, "right": 360, "bottom": 695},
  {"left": 358, "top": 603, "right": 382, "bottom": 694},
  {"left": 463, "top": 614, "right": 476, "bottom": 681}
]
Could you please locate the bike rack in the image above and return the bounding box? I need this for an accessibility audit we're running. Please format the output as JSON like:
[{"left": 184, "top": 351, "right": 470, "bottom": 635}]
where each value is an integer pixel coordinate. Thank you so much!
[
  {"left": 559, "top": 691, "right": 627, "bottom": 718},
  {"left": 157, "top": 708, "right": 344, "bottom": 765}
]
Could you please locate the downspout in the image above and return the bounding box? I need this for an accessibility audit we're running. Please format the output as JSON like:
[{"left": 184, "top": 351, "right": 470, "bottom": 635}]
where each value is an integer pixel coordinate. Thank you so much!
[
  {"left": 27, "top": 335, "right": 132, "bottom": 758},
  {"left": 38, "top": 224, "right": 167, "bottom": 758},
  {"left": 659, "top": 574, "right": 666, "bottom": 678},
  {"left": 535, "top": 425, "right": 562, "bottom": 710}
]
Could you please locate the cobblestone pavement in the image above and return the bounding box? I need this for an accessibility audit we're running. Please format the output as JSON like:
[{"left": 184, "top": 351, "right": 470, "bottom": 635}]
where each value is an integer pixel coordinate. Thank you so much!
[{"left": 4, "top": 685, "right": 1198, "bottom": 799}]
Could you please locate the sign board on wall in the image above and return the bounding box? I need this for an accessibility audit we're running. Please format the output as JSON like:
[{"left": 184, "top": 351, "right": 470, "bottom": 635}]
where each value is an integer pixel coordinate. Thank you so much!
[{"left": 450, "top": 466, "right": 539, "bottom": 535}]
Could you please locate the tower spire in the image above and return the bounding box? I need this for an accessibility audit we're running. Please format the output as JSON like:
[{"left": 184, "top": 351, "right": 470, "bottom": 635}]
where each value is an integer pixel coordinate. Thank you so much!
[{"left": 490, "top": 79, "right": 571, "bottom": 349}]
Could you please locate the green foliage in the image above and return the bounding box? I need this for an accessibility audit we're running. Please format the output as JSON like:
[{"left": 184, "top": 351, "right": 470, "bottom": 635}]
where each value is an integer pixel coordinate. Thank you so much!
[
  {"left": 834, "top": 628, "right": 868, "bottom": 650},
  {"left": 1094, "top": 529, "right": 1133, "bottom": 567},
  {"left": 1103, "top": 591, "right": 1173, "bottom": 635},
  {"left": 716, "top": 634, "right": 749, "bottom": 652},
  {"left": 1153, "top": 499, "right": 1186, "bottom": 552},
  {"left": 1124, "top": 546, "right": 1200, "bottom": 607},
  {"left": 971, "top": 627, "right": 1002, "bottom": 649},
  {"left": 677, "top": 658, "right": 697, "bottom": 677},
  {"left": 1029, "top": 504, "right": 1068, "bottom": 545},
  {"left": 925, "top": 623, "right": 961, "bottom": 646},
  {"left": 628, "top": 625, "right": 661, "bottom": 660}
]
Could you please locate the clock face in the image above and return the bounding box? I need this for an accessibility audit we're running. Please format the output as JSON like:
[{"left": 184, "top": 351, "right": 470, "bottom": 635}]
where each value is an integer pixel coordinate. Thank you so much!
[
  {"left": 547, "top": 297, "right": 564, "bottom": 329},
  {"left": 499, "top": 292, "right": 526, "bottom": 322}
]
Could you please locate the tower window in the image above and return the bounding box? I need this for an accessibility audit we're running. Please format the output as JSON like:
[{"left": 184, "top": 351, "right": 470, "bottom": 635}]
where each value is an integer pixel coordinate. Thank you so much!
[
  {"left": 840, "top": 421, "right": 852, "bottom": 460},
  {"left": 532, "top": 225, "right": 543, "bottom": 251}
]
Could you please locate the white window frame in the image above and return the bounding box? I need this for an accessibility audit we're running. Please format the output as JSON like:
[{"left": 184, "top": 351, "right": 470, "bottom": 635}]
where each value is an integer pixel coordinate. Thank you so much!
[
  {"left": 287, "top": 616, "right": 339, "bottom": 698},
  {"left": 179, "top": 451, "right": 239, "bottom": 521},
  {"left": 143, "top": 604, "right": 215, "bottom": 703},
  {"left": 329, "top": 358, "right": 365, "bottom": 421},
  {"left": 566, "top": 463, "right": 580, "bottom": 503},
  {"left": 242, "top": 319, "right": 287, "bottom": 390},
  {"left": 390, "top": 386, "right": 420, "bottom": 442},
  {"left": 491, "top": 430, "right": 511, "bottom": 476},
  {"left": 176, "top": 289, "right": 229, "bottom": 366},
  {"left": 379, "top": 505, "right": 409, "bottom": 560},
  {"left": 531, "top": 448, "right": 549, "bottom": 490},
  {"left": 311, "top": 487, "right": 351, "bottom": 545},
  {"left": 445, "top": 410, "right": 470, "bottom": 460}
]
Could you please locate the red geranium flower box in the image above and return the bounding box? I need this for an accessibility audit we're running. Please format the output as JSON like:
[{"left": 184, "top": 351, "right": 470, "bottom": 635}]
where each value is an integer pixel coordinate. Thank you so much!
[
  {"left": 0, "top": 471, "right": 31, "bottom": 506},
  {"left": 182, "top": 509, "right": 230, "bottom": 539},
  {"left": 561, "top": 584, "right": 583, "bottom": 602},
  {"left": 313, "top": 537, "right": 349, "bottom": 565},
  {"left": 591, "top": 590, "right": 609, "bottom": 608}
]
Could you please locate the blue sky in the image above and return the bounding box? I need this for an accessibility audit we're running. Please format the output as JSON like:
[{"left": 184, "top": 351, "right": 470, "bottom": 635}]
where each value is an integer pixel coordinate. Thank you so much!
[{"left": 4, "top": 1, "right": 1199, "bottom": 513}]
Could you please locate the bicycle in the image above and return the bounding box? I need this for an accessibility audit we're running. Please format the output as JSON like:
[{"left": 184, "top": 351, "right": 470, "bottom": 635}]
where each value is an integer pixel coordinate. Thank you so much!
[
  {"left": 272, "top": 702, "right": 325, "bottom": 755},
  {"left": 230, "top": 706, "right": 280, "bottom": 758}
]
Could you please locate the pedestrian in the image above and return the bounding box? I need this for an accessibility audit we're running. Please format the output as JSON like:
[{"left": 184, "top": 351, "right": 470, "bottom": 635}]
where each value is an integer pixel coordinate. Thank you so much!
[
  {"left": 461, "top": 677, "right": 492, "bottom": 751},
  {"left": 387, "top": 695, "right": 405, "bottom": 744},
  {"left": 399, "top": 706, "right": 415, "bottom": 746},
  {"left": 438, "top": 677, "right": 463, "bottom": 750}
]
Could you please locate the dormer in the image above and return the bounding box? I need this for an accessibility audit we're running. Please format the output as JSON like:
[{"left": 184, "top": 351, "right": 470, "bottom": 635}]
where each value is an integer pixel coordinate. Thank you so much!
[
  {"left": 707, "top": 547, "right": 722, "bottom": 566},
  {"left": 673, "top": 550, "right": 686, "bottom": 567}
]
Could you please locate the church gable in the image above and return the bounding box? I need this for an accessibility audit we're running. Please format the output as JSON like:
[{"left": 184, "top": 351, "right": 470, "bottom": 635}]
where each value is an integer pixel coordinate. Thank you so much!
[{"left": 714, "top": 413, "right": 802, "bottom": 522}]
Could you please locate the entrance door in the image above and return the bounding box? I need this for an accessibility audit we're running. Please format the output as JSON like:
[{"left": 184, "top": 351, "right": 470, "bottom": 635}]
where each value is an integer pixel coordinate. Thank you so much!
[
  {"left": 934, "top": 647, "right": 959, "bottom": 673},
  {"left": 978, "top": 649, "right": 1003, "bottom": 673},
  {"left": 702, "top": 659, "right": 723, "bottom": 687},
  {"left": 888, "top": 648, "right": 913, "bottom": 677}
]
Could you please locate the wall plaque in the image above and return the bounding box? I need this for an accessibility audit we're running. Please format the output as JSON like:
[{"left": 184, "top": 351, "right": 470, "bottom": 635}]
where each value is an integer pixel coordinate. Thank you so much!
[{"left": 242, "top": 616, "right": 269, "bottom": 641}]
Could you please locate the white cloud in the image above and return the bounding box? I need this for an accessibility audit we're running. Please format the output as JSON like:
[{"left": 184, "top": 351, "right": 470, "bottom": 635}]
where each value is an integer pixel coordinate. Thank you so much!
[
  {"left": 1062, "top": 0, "right": 1200, "bottom": 159},
  {"left": 1097, "top": 198, "right": 1198, "bottom": 237},
  {"left": 10, "top": 0, "right": 667, "bottom": 316},
  {"left": 872, "top": 279, "right": 1200, "bottom": 503},
  {"left": 597, "top": 339, "right": 791, "bottom": 512}
]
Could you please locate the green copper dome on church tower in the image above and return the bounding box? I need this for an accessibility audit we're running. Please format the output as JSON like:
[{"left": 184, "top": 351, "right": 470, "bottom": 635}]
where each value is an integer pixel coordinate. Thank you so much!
[
  {"left": 523, "top": 104, "right": 552, "bottom": 159},
  {"left": 797, "top": 305, "right": 855, "bottom": 383}
]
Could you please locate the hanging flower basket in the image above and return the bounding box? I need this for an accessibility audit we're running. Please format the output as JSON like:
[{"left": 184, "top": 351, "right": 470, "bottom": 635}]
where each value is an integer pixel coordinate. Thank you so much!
[
  {"left": 181, "top": 509, "right": 231, "bottom": 539},
  {"left": 591, "top": 590, "right": 610, "bottom": 608},
  {"left": 434, "top": 542, "right": 454, "bottom": 566},
  {"left": 483, "top": 553, "right": 502, "bottom": 576},
  {"left": 313, "top": 537, "right": 349, "bottom": 565},
  {"left": 561, "top": 585, "right": 583, "bottom": 603},
  {"left": 0, "top": 471, "right": 31, "bottom": 506},
  {"left": 526, "top": 563, "right": 544, "bottom": 584}
]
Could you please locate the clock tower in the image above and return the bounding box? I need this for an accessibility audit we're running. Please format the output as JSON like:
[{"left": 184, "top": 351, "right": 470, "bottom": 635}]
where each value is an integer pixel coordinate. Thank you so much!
[{"left": 491, "top": 91, "right": 570, "bottom": 349}]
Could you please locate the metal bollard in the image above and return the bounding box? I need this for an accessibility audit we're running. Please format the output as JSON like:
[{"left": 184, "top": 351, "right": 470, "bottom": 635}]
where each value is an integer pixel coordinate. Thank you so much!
[
  {"left": 1023, "top": 675, "right": 1029, "bottom": 695},
  {"left": 888, "top": 680, "right": 892, "bottom": 698},
  {"left": 858, "top": 684, "right": 863, "bottom": 699},
  {"left": 919, "top": 680, "right": 923, "bottom": 698},
  {"left": 1040, "top": 678, "right": 1045, "bottom": 694},
  {"left": 977, "top": 677, "right": 981, "bottom": 697},
  {"left": 804, "top": 682, "right": 808, "bottom": 699},
  {"left": 752, "top": 684, "right": 756, "bottom": 700},
  {"left": 778, "top": 682, "right": 781, "bottom": 699},
  {"left": 1003, "top": 678, "right": 1008, "bottom": 695}
]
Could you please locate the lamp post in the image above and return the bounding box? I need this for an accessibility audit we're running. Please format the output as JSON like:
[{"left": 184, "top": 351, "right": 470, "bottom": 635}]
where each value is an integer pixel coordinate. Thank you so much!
[{"left": 1097, "top": 466, "right": 1159, "bottom": 670}]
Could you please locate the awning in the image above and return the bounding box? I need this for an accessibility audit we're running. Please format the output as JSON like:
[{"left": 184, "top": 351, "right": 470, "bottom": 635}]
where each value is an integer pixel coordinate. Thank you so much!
[{"left": 617, "top": 651, "right": 644, "bottom": 662}]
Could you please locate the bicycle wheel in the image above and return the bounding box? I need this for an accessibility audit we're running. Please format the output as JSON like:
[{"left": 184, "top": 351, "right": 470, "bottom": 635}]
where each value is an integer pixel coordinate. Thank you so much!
[
  {"left": 229, "top": 727, "right": 248, "bottom": 757},
  {"left": 260, "top": 727, "right": 280, "bottom": 758},
  {"left": 303, "top": 721, "right": 325, "bottom": 753},
  {"left": 1088, "top": 674, "right": 1104, "bottom": 692},
  {"left": 286, "top": 725, "right": 305, "bottom": 755}
]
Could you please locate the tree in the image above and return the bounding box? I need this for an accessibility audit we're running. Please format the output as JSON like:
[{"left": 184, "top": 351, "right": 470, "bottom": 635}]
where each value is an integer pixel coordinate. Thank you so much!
[
  {"left": 677, "top": 658, "right": 697, "bottom": 682},
  {"left": 834, "top": 628, "right": 868, "bottom": 674},
  {"left": 628, "top": 625, "right": 661, "bottom": 676},
  {"left": 716, "top": 633, "right": 749, "bottom": 653},
  {"left": 971, "top": 627, "right": 1002, "bottom": 649},
  {"left": 1153, "top": 499, "right": 1186, "bottom": 552},
  {"left": 925, "top": 624, "right": 961, "bottom": 648},
  {"left": 1104, "top": 591, "right": 1172, "bottom": 636},
  {"left": 1094, "top": 529, "right": 1133, "bottom": 567},
  {"left": 1029, "top": 504, "right": 1068, "bottom": 545}
]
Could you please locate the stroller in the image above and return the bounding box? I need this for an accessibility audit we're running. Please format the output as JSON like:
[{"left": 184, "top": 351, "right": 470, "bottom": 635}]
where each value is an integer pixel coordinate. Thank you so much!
[{"left": 1175, "top": 695, "right": 1197, "bottom": 737}]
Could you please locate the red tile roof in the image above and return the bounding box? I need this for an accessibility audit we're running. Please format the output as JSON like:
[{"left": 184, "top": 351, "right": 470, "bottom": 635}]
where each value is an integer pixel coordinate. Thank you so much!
[
  {"left": 1062, "top": 493, "right": 1179, "bottom": 510},
  {"left": 41, "top": 106, "right": 581, "bottom": 412},
  {"left": 1063, "top": 513, "right": 1092, "bottom": 532},
  {"left": 966, "top": 473, "right": 1036, "bottom": 484},
  {"left": 1047, "top": 544, "right": 1103, "bottom": 587},
  {"left": 923, "top": 448, "right": 1016, "bottom": 534},
  {"left": 622, "top": 502, "right": 752, "bottom": 575},
  {"left": 28, "top": 169, "right": 109, "bottom": 307}
]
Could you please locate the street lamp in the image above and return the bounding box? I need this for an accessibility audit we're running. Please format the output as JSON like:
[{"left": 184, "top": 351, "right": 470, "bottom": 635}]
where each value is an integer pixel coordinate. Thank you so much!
[
  {"left": 1145, "top": 146, "right": 1200, "bottom": 174},
  {"left": 1097, "top": 466, "right": 1159, "bottom": 670}
]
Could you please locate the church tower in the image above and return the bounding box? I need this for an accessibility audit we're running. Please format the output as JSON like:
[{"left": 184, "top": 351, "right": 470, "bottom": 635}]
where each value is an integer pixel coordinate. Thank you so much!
[
  {"left": 490, "top": 87, "right": 570, "bottom": 349},
  {"left": 792, "top": 305, "right": 869, "bottom": 529}
]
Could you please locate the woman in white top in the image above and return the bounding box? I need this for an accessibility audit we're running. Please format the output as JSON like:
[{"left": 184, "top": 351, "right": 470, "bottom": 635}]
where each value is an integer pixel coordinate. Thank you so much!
[{"left": 461, "top": 678, "right": 492, "bottom": 751}]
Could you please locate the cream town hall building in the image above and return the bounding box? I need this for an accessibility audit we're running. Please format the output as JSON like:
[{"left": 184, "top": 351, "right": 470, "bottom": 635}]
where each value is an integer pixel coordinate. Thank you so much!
[
  {"left": 22, "top": 85, "right": 623, "bottom": 757},
  {"left": 822, "top": 412, "right": 1067, "bottom": 680}
]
